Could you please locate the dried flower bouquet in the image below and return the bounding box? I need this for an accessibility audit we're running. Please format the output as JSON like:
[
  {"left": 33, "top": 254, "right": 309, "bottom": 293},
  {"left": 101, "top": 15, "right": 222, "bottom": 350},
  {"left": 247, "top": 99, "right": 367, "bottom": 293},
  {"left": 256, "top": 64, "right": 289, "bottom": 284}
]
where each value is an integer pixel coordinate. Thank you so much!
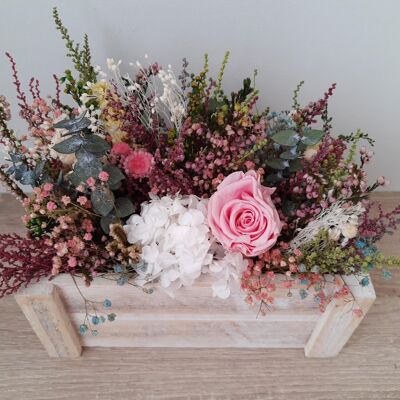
[{"left": 1, "top": 9, "right": 400, "bottom": 341}]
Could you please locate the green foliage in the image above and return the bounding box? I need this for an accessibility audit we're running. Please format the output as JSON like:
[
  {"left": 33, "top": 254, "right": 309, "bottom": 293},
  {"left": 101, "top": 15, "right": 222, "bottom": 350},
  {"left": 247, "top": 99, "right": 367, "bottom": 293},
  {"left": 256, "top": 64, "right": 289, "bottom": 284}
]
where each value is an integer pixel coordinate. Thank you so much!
[
  {"left": 91, "top": 186, "right": 115, "bottom": 216},
  {"left": 53, "top": 7, "right": 96, "bottom": 84},
  {"left": 292, "top": 80, "right": 305, "bottom": 110},
  {"left": 301, "top": 129, "right": 325, "bottom": 145},
  {"left": 298, "top": 230, "right": 400, "bottom": 275},
  {"left": 271, "top": 129, "right": 299, "bottom": 146},
  {"left": 214, "top": 51, "right": 230, "bottom": 101},
  {"left": 299, "top": 231, "right": 370, "bottom": 275},
  {"left": 187, "top": 53, "right": 209, "bottom": 117},
  {"left": 52, "top": 135, "right": 83, "bottom": 154},
  {"left": 51, "top": 114, "right": 132, "bottom": 232}
]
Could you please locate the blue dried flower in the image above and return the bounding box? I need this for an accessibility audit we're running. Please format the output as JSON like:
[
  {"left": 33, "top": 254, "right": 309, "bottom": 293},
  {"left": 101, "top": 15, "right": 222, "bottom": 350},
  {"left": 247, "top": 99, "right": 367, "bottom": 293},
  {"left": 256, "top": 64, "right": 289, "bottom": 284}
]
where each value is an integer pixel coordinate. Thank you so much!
[
  {"left": 79, "top": 324, "right": 88, "bottom": 335},
  {"left": 383, "top": 270, "right": 392, "bottom": 280},
  {"left": 113, "top": 264, "right": 123, "bottom": 273},
  {"left": 103, "top": 299, "right": 112, "bottom": 308},
  {"left": 107, "top": 313, "right": 116, "bottom": 322},
  {"left": 91, "top": 330, "right": 98, "bottom": 336},
  {"left": 299, "top": 289, "right": 308, "bottom": 299},
  {"left": 117, "top": 276, "right": 128, "bottom": 286},
  {"left": 92, "top": 316, "right": 100, "bottom": 325},
  {"left": 300, "top": 278, "right": 309, "bottom": 285},
  {"left": 298, "top": 264, "right": 306, "bottom": 273},
  {"left": 360, "top": 277, "right": 370, "bottom": 287},
  {"left": 355, "top": 240, "right": 366, "bottom": 249}
]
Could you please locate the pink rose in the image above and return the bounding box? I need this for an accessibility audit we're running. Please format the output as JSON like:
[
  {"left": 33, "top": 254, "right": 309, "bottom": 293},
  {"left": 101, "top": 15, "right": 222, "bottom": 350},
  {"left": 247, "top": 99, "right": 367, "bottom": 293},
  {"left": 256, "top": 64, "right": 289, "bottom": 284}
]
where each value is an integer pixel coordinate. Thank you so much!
[{"left": 207, "top": 171, "right": 282, "bottom": 257}]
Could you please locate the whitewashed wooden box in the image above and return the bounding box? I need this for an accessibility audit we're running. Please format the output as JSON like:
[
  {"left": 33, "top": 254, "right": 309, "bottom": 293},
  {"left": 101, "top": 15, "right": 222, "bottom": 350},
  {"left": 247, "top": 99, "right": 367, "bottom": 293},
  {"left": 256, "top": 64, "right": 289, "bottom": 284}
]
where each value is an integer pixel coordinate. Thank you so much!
[{"left": 14, "top": 273, "right": 375, "bottom": 358}]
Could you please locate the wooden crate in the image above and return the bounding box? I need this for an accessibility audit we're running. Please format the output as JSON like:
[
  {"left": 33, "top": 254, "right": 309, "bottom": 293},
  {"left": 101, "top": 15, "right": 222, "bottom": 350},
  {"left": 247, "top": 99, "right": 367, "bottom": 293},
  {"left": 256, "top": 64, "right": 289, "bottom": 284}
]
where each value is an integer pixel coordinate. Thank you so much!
[{"left": 14, "top": 273, "right": 375, "bottom": 358}]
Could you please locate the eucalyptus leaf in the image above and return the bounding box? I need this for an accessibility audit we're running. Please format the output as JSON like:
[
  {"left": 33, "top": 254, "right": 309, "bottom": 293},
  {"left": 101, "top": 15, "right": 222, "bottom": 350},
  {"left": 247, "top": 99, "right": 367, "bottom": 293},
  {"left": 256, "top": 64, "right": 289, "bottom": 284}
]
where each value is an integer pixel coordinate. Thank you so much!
[
  {"left": 271, "top": 129, "right": 299, "bottom": 147},
  {"left": 20, "top": 170, "right": 36, "bottom": 186},
  {"left": 100, "top": 214, "right": 120, "bottom": 234},
  {"left": 6, "top": 165, "right": 15, "bottom": 175},
  {"left": 14, "top": 164, "right": 28, "bottom": 180},
  {"left": 91, "top": 186, "right": 115, "bottom": 216},
  {"left": 115, "top": 197, "right": 135, "bottom": 218},
  {"left": 266, "top": 158, "right": 289, "bottom": 170},
  {"left": 73, "top": 149, "right": 103, "bottom": 181},
  {"left": 74, "top": 161, "right": 102, "bottom": 182},
  {"left": 54, "top": 113, "right": 91, "bottom": 133},
  {"left": 66, "top": 171, "right": 83, "bottom": 186},
  {"left": 280, "top": 148, "right": 298, "bottom": 160},
  {"left": 34, "top": 161, "right": 46, "bottom": 176},
  {"left": 288, "top": 158, "right": 303, "bottom": 172},
  {"left": 56, "top": 170, "right": 64, "bottom": 186},
  {"left": 82, "top": 134, "right": 111, "bottom": 156},
  {"left": 109, "top": 181, "right": 122, "bottom": 191},
  {"left": 52, "top": 135, "right": 83, "bottom": 154},
  {"left": 301, "top": 129, "right": 325, "bottom": 146},
  {"left": 103, "top": 164, "right": 125, "bottom": 185}
]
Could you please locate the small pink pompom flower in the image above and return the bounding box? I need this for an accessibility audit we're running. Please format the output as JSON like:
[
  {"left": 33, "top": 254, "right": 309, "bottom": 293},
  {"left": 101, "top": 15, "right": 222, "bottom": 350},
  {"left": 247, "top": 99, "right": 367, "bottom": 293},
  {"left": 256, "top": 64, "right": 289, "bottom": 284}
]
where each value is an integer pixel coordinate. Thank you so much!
[
  {"left": 98, "top": 171, "right": 109, "bottom": 182},
  {"left": 111, "top": 142, "right": 133, "bottom": 157},
  {"left": 68, "top": 256, "right": 77, "bottom": 268},
  {"left": 46, "top": 201, "right": 57, "bottom": 211},
  {"left": 61, "top": 195, "right": 71, "bottom": 206},
  {"left": 83, "top": 233, "right": 93, "bottom": 241},
  {"left": 123, "top": 150, "right": 154, "bottom": 179},
  {"left": 86, "top": 177, "right": 96, "bottom": 187},
  {"left": 77, "top": 196, "right": 88, "bottom": 206},
  {"left": 43, "top": 183, "right": 53, "bottom": 192}
]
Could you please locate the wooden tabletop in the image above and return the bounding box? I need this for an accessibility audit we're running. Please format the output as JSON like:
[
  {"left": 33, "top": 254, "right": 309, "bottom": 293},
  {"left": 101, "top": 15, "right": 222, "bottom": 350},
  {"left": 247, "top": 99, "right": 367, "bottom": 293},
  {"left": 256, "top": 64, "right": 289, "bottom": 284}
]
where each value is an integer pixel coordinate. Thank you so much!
[{"left": 0, "top": 193, "right": 399, "bottom": 400}]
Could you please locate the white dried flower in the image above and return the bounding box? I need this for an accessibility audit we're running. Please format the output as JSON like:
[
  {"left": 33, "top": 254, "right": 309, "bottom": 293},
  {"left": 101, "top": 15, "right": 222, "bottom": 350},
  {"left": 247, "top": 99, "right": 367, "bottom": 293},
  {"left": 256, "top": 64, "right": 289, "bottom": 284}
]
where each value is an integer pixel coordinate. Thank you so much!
[
  {"left": 341, "top": 223, "right": 358, "bottom": 239},
  {"left": 124, "top": 195, "right": 246, "bottom": 298}
]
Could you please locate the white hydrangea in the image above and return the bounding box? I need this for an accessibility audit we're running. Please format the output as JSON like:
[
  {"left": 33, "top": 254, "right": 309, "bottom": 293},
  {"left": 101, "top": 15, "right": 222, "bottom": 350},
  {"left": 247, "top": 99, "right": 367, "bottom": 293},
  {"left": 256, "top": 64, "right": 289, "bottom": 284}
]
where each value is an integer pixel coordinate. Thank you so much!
[{"left": 123, "top": 194, "right": 247, "bottom": 299}]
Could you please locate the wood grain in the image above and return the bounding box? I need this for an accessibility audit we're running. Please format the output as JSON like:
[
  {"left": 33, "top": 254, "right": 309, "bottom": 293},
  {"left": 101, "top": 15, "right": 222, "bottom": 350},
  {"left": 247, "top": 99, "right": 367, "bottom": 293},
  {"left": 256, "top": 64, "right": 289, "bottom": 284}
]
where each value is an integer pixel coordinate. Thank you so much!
[
  {"left": 1, "top": 193, "right": 400, "bottom": 399},
  {"left": 15, "top": 283, "right": 82, "bottom": 358}
]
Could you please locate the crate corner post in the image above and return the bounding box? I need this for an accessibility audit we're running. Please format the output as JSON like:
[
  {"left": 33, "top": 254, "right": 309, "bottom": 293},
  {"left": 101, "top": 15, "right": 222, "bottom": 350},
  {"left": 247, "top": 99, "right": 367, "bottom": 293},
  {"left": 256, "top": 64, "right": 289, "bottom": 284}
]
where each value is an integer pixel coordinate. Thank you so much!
[
  {"left": 14, "top": 281, "right": 82, "bottom": 358},
  {"left": 304, "top": 274, "right": 376, "bottom": 358}
]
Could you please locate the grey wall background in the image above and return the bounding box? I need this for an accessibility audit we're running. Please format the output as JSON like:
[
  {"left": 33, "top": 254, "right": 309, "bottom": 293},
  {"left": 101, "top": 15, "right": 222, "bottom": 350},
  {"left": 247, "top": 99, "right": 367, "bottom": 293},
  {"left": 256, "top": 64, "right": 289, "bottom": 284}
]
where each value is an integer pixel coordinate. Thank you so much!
[{"left": 0, "top": 0, "right": 399, "bottom": 190}]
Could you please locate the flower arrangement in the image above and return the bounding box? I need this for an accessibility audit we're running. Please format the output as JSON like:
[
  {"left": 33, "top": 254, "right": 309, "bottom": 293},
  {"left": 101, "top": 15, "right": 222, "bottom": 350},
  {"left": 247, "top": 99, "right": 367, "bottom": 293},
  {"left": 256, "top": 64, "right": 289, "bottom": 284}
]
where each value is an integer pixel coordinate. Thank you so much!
[{"left": 1, "top": 9, "right": 400, "bottom": 335}]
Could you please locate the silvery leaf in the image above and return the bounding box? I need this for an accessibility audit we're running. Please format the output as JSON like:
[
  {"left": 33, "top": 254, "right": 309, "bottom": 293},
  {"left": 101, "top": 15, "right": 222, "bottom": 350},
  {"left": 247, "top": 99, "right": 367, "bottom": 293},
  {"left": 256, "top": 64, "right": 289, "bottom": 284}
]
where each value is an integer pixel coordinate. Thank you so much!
[
  {"left": 100, "top": 214, "right": 119, "bottom": 234},
  {"left": 103, "top": 165, "right": 125, "bottom": 186},
  {"left": 91, "top": 186, "right": 115, "bottom": 216},
  {"left": 52, "top": 135, "right": 83, "bottom": 154},
  {"left": 82, "top": 134, "right": 110, "bottom": 156},
  {"left": 115, "top": 197, "right": 135, "bottom": 218},
  {"left": 301, "top": 129, "right": 325, "bottom": 145},
  {"left": 54, "top": 112, "right": 91, "bottom": 134},
  {"left": 272, "top": 130, "right": 300, "bottom": 147}
]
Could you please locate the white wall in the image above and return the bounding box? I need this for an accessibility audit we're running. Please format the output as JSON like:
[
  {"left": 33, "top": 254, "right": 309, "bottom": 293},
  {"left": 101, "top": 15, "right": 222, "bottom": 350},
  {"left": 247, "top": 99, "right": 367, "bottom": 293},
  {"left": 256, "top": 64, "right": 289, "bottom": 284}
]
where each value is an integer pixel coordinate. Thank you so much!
[{"left": 1, "top": 0, "right": 399, "bottom": 190}]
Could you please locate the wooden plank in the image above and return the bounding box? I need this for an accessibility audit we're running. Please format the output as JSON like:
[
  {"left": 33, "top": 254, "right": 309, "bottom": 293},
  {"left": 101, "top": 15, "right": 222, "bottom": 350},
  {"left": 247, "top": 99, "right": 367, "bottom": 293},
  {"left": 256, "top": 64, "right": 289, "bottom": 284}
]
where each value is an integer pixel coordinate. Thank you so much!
[
  {"left": 304, "top": 274, "right": 376, "bottom": 357},
  {"left": 52, "top": 273, "right": 323, "bottom": 315},
  {"left": 70, "top": 312, "right": 318, "bottom": 348},
  {"left": 14, "top": 283, "right": 82, "bottom": 358}
]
